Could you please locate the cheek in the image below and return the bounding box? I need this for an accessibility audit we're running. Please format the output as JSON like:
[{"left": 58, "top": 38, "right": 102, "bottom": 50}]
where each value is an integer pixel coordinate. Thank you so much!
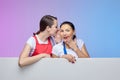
[
  {"left": 60, "top": 33, "right": 63, "bottom": 37},
  {"left": 53, "top": 28, "right": 57, "bottom": 31},
  {"left": 51, "top": 28, "right": 55, "bottom": 32},
  {"left": 69, "top": 31, "right": 74, "bottom": 36},
  {"left": 70, "top": 33, "right": 74, "bottom": 36}
]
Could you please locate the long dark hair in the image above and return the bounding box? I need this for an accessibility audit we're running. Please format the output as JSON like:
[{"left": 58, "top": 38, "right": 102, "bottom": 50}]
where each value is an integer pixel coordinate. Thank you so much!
[
  {"left": 60, "top": 21, "right": 76, "bottom": 39},
  {"left": 34, "top": 15, "right": 57, "bottom": 35}
]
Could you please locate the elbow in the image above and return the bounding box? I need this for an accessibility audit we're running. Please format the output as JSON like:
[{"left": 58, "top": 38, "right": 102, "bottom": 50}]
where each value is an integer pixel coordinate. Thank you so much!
[
  {"left": 86, "top": 55, "right": 90, "bottom": 58},
  {"left": 86, "top": 54, "right": 90, "bottom": 58},
  {"left": 83, "top": 54, "right": 90, "bottom": 58},
  {"left": 84, "top": 55, "right": 90, "bottom": 58},
  {"left": 18, "top": 59, "right": 25, "bottom": 67},
  {"left": 83, "top": 53, "right": 90, "bottom": 58}
]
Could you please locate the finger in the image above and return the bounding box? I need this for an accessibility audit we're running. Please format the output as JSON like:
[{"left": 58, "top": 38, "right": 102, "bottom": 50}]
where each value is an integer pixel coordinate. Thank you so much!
[
  {"left": 73, "top": 56, "right": 76, "bottom": 61},
  {"left": 71, "top": 57, "right": 76, "bottom": 63}
]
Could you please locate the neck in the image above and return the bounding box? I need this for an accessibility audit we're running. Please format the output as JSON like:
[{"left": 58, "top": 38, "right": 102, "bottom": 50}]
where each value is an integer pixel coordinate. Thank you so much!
[{"left": 37, "top": 31, "right": 50, "bottom": 42}]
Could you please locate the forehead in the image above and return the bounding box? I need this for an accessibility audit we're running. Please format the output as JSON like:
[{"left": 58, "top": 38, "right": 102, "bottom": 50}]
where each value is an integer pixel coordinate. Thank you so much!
[{"left": 61, "top": 24, "right": 72, "bottom": 30}]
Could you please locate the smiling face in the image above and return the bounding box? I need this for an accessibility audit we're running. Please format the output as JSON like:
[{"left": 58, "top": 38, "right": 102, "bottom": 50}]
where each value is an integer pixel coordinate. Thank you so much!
[{"left": 60, "top": 24, "right": 75, "bottom": 42}]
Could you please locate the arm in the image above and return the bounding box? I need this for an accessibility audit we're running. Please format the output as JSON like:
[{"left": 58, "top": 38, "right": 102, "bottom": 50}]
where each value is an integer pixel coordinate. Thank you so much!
[
  {"left": 18, "top": 43, "right": 50, "bottom": 67},
  {"left": 66, "top": 39, "right": 90, "bottom": 58},
  {"left": 74, "top": 44, "right": 90, "bottom": 58},
  {"left": 51, "top": 54, "right": 59, "bottom": 58},
  {"left": 61, "top": 54, "right": 76, "bottom": 63}
]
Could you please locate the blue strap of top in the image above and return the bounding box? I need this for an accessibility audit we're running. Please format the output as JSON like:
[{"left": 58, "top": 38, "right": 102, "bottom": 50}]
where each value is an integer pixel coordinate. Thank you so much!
[{"left": 63, "top": 42, "right": 67, "bottom": 54}]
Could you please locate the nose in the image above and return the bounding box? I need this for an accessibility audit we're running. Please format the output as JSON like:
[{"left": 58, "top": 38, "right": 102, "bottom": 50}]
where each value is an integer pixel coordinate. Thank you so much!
[{"left": 63, "top": 31, "right": 67, "bottom": 36}]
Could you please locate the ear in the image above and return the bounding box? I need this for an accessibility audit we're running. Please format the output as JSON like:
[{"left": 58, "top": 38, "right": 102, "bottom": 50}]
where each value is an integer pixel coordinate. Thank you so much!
[
  {"left": 73, "top": 31, "right": 76, "bottom": 35},
  {"left": 46, "top": 26, "right": 50, "bottom": 32}
]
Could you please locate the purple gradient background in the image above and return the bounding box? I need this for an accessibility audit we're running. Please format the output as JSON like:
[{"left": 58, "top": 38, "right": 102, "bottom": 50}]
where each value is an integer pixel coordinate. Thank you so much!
[{"left": 0, "top": 0, "right": 120, "bottom": 57}]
